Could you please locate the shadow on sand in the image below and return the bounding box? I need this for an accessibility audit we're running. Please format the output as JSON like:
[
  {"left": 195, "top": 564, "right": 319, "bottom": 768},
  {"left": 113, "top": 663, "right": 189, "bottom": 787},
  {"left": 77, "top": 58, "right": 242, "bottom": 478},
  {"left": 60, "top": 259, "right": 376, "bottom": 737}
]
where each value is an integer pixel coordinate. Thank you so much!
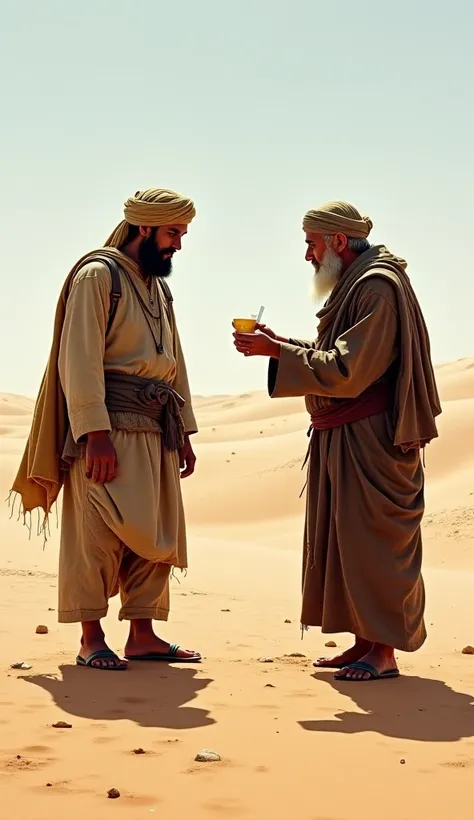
[
  {"left": 22, "top": 662, "right": 215, "bottom": 730},
  {"left": 300, "top": 671, "right": 474, "bottom": 742}
]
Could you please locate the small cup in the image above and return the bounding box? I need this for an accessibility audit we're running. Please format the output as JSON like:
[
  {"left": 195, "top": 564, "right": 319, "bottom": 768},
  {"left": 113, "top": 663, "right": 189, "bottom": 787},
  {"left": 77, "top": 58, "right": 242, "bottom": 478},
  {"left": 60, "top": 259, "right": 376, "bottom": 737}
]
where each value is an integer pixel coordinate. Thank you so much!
[{"left": 232, "top": 318, "right": 257, "bottom": 333}]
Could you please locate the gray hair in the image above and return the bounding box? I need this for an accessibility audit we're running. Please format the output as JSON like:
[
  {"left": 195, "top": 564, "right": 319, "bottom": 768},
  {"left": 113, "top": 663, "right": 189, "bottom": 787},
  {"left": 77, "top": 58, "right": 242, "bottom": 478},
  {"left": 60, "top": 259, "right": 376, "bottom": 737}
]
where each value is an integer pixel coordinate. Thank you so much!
[{"left": 324, "top": 235, "right": 371, "bottom": 255}]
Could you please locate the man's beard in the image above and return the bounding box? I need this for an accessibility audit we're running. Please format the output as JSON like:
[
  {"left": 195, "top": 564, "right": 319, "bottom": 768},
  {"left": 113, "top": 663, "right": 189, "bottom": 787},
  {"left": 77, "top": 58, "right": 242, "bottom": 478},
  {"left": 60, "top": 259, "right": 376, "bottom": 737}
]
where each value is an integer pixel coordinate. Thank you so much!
[
  {"left": 311, "top": 248, "right": 343, "bottom": 303},
  {"left": 138, "top": 235, "right": 174, "bottom": 278}
]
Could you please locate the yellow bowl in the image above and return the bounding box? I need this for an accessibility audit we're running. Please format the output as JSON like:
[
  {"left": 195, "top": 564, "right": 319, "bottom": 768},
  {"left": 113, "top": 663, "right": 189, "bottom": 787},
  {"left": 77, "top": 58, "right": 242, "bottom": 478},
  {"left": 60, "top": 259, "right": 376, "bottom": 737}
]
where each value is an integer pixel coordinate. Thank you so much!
[{"left": 232, "top": 318, "right": 257, "bottom": 333}]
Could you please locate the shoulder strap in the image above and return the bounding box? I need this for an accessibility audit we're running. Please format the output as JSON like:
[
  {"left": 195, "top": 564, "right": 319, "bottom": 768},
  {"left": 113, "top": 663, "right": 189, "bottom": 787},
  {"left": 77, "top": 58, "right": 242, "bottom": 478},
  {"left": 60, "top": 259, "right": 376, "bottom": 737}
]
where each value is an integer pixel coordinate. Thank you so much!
[
  {"left": 157, "top": 278, "right": 174, "bottom": 323},
  {"left": 90, "top": 254, "right": 123, "bottom": 336},
  {"left": 73, "top": 254, "right": 122, "bottom": 337}
]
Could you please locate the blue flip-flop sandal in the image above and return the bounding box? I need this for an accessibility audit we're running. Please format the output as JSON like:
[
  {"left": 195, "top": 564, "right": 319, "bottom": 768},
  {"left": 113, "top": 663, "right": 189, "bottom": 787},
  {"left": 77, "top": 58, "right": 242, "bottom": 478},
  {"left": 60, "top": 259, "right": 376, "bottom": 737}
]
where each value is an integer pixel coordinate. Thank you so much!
[
  {"left": 76, "top": 649, "right": 128, "bottom": 670},
  {"left": 125, "top": 643, "right": 201, "bottom": 663},
  {"left": 336, "top": 661, "right": 400, "bottom": 681}
]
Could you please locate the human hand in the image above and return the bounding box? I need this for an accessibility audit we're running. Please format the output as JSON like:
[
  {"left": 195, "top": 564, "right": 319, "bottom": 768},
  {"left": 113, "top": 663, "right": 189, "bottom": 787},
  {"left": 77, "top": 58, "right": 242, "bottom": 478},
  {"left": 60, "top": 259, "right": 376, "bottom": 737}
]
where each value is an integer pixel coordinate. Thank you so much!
[
  {"left": 86, "top": 431, "right": 118, "bottom": 484},
  {"left": 179, "top": 434, "right": 197, "bottom": 478},
  {"left": 255, "top": 322, "right": 276, "bottom": 338},
  {"left": 255, "top": 323, "right": 288, "bottom": 343},
  {"left": 233, "top": 331, "right": 281, "bottom": 358}
]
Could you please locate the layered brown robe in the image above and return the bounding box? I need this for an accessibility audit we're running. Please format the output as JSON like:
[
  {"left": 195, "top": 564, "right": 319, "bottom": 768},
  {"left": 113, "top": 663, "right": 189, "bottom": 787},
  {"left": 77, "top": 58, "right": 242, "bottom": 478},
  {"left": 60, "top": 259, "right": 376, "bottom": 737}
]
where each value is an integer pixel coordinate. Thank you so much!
[{"left": 268, "top": 245, "right": 441, "bottom": 651}]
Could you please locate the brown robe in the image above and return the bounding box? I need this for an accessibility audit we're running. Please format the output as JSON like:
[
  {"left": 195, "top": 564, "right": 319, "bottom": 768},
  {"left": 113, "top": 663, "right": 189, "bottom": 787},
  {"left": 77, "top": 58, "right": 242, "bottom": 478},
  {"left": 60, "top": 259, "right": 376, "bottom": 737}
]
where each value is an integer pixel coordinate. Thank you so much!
[{"left": 268, "top": 245, "right": 441, "bottom": 652}]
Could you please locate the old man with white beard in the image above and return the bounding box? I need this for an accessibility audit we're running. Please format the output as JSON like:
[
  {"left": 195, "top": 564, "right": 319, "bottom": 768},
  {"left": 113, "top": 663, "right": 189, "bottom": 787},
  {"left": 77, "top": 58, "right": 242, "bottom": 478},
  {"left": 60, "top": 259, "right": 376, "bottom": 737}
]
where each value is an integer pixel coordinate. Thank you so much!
[{"left": 234, "top": 201, "right": 441, "bottom": 682}]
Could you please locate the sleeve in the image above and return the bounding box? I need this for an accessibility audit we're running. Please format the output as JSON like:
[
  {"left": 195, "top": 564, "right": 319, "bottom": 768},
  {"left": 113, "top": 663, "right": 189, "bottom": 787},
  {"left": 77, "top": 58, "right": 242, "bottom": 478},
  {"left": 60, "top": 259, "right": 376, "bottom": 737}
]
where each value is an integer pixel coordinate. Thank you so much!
[
  {"left": 288, "top": 338, "right": 316, "bottom": 349},
  {"left": 170, "top": 307, "right": 198, "bottom": 435},
  {"left": 268, "top": 284, "right": 399, "bottom": 400},
  {"left": 58, "top": 263, "right": 112, "bottom": 442}
]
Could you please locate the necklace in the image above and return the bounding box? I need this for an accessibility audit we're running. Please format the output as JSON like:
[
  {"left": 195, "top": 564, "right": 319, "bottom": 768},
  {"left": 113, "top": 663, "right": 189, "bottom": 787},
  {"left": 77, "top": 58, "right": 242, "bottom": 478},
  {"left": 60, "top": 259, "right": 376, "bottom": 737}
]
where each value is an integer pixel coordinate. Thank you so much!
[{"left": 124, "top": 272, "right": 165, "bottom": 354}]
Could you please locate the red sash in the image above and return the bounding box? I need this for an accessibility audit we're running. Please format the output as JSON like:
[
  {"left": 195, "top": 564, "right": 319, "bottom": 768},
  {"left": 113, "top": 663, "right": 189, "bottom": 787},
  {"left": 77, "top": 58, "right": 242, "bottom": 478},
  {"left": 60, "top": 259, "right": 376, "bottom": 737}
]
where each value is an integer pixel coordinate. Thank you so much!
[{"left": 310, "top": 381, "right": 391, "bottom": 431}]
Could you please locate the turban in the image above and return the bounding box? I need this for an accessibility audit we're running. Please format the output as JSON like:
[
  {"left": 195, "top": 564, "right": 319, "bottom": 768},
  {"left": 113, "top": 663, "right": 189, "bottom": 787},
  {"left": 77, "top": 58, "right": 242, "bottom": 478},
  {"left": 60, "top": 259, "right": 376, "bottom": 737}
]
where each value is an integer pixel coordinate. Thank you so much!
[
  {"left": 104, "top": 187, "right": 196, "bottom": 248},
  {"left": 302, "top": 200, "right": 373, "bottom": 240}
]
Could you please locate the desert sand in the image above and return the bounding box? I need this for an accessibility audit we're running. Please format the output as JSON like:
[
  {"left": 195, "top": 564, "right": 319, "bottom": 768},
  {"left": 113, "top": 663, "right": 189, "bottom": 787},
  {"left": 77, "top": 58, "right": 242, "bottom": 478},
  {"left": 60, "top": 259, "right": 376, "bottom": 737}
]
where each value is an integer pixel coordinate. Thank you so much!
[{"left": 1, "top": 358, "right": 473, "bottom": 819}]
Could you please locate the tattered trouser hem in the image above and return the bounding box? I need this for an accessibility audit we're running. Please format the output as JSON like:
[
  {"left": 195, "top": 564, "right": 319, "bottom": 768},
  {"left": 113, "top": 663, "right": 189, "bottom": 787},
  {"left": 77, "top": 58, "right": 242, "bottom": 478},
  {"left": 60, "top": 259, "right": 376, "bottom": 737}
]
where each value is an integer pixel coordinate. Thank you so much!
[
  {"left": 58, "top": 607, "right": 109, "bottom": 624},
  {"left": 119, "top": 606, "right": 169, "bottom": 622}
]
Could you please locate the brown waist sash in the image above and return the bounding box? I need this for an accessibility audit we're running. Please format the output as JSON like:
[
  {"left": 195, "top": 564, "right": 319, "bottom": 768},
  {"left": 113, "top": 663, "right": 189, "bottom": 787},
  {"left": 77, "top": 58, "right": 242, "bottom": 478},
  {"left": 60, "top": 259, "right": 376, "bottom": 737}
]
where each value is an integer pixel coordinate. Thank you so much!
[
  {"left": 104, "top": 371, "right": 185, "bottom": 450},
  {"left": 310, "top": 381, "right": 391, "bottom": 431}
]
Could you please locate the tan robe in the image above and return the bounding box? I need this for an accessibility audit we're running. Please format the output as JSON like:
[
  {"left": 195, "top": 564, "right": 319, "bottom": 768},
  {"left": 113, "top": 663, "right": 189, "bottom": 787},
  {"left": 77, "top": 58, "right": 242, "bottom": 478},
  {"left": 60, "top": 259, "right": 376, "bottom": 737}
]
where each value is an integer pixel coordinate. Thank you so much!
[
  {"left": 57, "top": 260, "right": 196, "bottom": 623},
  {"left": 269, "top": 275, "right": 427, "bottom": 652}
]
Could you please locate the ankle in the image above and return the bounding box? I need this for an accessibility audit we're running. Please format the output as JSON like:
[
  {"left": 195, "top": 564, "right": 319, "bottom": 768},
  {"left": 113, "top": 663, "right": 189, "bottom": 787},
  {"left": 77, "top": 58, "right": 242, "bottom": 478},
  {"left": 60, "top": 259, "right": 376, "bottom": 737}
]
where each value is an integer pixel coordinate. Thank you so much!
[
  {"left": 372, "top": 643, "right": 395, "bottom": 659},
  {"left": 354, "top": 637, "right": 372, "bottom": 650},
  {"left": 128, "top": 619, "right": 154, "bottom": 640},
  {"left": 81, "top": 621, "right": 105, "bottom": 644}
]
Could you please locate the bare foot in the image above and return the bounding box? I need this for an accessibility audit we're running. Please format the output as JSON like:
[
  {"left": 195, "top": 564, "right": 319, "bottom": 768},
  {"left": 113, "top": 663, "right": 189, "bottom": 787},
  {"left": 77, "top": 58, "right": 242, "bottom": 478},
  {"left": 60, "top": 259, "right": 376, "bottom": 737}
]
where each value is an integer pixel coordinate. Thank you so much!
[
  {"left": 125, "top": 620, "right": 200, "bottom": 661},
  {"left": 335, "top": 643, "right": 398, "bottom": 681},
  {"left": 314, "top": 638, "right": 373, "bottom": 669}
]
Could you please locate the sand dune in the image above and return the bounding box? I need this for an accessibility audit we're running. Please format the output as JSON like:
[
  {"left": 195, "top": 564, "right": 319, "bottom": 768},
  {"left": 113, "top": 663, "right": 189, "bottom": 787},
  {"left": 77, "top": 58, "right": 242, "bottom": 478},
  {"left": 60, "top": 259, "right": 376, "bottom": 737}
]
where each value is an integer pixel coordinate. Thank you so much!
[{"left": 0, "top": 359, "right": 473, "bottom": 819}]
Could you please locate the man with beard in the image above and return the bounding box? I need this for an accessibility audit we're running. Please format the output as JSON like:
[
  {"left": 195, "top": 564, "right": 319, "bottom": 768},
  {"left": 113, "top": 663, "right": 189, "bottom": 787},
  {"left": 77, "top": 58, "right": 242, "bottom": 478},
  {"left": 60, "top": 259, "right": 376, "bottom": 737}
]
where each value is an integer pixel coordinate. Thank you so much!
[
  {"left": 233, "top": 201, "right": 441, "bottom": 681},
  {"left": 12, "top": 188, "right": 201, "bottom": 670}
]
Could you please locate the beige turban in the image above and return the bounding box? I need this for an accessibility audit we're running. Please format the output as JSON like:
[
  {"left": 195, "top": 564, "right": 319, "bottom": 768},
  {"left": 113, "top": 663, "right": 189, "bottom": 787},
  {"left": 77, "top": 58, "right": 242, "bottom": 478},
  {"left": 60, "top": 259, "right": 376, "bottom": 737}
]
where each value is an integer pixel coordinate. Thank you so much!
[
  {"left": 302, "top": 200, "right": 373, "bottom": 239},
  {"left": 104, "top": 187, "right": 196, "bottom": 248}
]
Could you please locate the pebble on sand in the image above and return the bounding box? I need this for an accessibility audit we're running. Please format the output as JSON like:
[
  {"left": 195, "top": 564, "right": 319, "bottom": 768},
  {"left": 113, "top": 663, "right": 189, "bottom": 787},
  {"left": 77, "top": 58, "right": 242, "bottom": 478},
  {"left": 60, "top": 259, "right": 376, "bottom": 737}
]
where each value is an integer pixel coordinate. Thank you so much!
[
  {"left": 284, "top": 619, "right": 292, "bottom": 624},
  {"left": 52, "top": 721, "right": 72, "bottom": 729},
  {"left": 325, "top": 641, "right": 337, "bottom": 648},
  {"left": 107, "top": 788, "right": 121, "bottom": 799},
  {"left": 462, "top": 645, "right": 474, "bottom": 655},
  {"left": 259, "top": 657, "right": 274, "bottom": 663},
  {"left": 36, "top": 625, "right": 48, "bottom": 634},
  {"left": 195, "top": 750, "right": 221, "bottom": 763},
  {"left": 133, "top": 748, "right": 146, "bottom": 755},
  {"left": 10, "top": 662, "right": 32, "bottom": 670}
]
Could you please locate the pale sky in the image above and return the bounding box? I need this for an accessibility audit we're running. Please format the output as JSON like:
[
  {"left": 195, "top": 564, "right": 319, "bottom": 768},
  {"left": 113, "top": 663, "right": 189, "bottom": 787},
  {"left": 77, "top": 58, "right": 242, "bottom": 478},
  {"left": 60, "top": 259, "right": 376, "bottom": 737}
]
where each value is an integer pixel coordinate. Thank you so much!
[{"left": 1, "top": 0, "right": 473, "bottom": 398}]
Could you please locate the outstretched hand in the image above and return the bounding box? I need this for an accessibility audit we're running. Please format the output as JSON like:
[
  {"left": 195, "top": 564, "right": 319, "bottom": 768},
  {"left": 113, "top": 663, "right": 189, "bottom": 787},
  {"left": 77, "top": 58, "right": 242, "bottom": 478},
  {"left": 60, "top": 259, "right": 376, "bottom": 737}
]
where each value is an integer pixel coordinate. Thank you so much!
[
  {"left": 254, "top": 322, "right": 276, "bottom": 339},
  {"left": 233, "top": 330, "right": 281, "bottom": 358}
]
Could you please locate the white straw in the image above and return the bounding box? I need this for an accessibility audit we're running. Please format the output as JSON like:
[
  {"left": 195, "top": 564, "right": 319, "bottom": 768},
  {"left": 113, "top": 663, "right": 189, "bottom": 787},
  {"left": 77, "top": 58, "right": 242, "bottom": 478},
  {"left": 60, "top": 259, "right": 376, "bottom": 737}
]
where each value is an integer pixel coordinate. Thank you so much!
[{"left": 256, "top": 305, "right": 265, "bottom": 324}]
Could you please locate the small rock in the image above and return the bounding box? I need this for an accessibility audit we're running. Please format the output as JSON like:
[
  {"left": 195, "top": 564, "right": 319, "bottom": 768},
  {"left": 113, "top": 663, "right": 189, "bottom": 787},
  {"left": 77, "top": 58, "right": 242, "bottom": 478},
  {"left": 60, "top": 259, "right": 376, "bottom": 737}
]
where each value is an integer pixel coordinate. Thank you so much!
[
  {"left": 52, "top": 721, "right": 72, "bottom": 729},
  {"left": 36, "top": 625, "right": 48, "bottom": 635},
  {"left": 133, "top": 748, "right": 146, "bottom": 755},
  {"left": 221, "top": 609, "right": 231, "bottom": 613},
  {"left": 259, "top": 657, "right": 274, "bottom": 663},
  {"left": 400, "top": 759, "right": 406, "bottom": 765},
  {"left": 284, "top": 619, "right": 292, "bottom": 624},
  {"left": 195, "top": 749, "right": 221, "bottom": 763},
  {"left": 264, "top": 684, "right": 276, "bottom": 688},
  {"left": 48, "top": 608, "right": 55, "bottom": 612},
  {"left": 10, "top": 662, "right": 32, "bottom": 670},
  {"left": 46, "top": 783, "right": 53, "bottom": 787},
  {"left": 325, "top": 641, "right": 337, "bottom": 648},
  {"left": 462, "top": 646, "right": 474, "bottom": 655},
  {"left": 107, "top": 788, "right": 121, "bottom": 799},
  {"left": 285, "top": 652, "right": 306, "bottom": 658}
]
